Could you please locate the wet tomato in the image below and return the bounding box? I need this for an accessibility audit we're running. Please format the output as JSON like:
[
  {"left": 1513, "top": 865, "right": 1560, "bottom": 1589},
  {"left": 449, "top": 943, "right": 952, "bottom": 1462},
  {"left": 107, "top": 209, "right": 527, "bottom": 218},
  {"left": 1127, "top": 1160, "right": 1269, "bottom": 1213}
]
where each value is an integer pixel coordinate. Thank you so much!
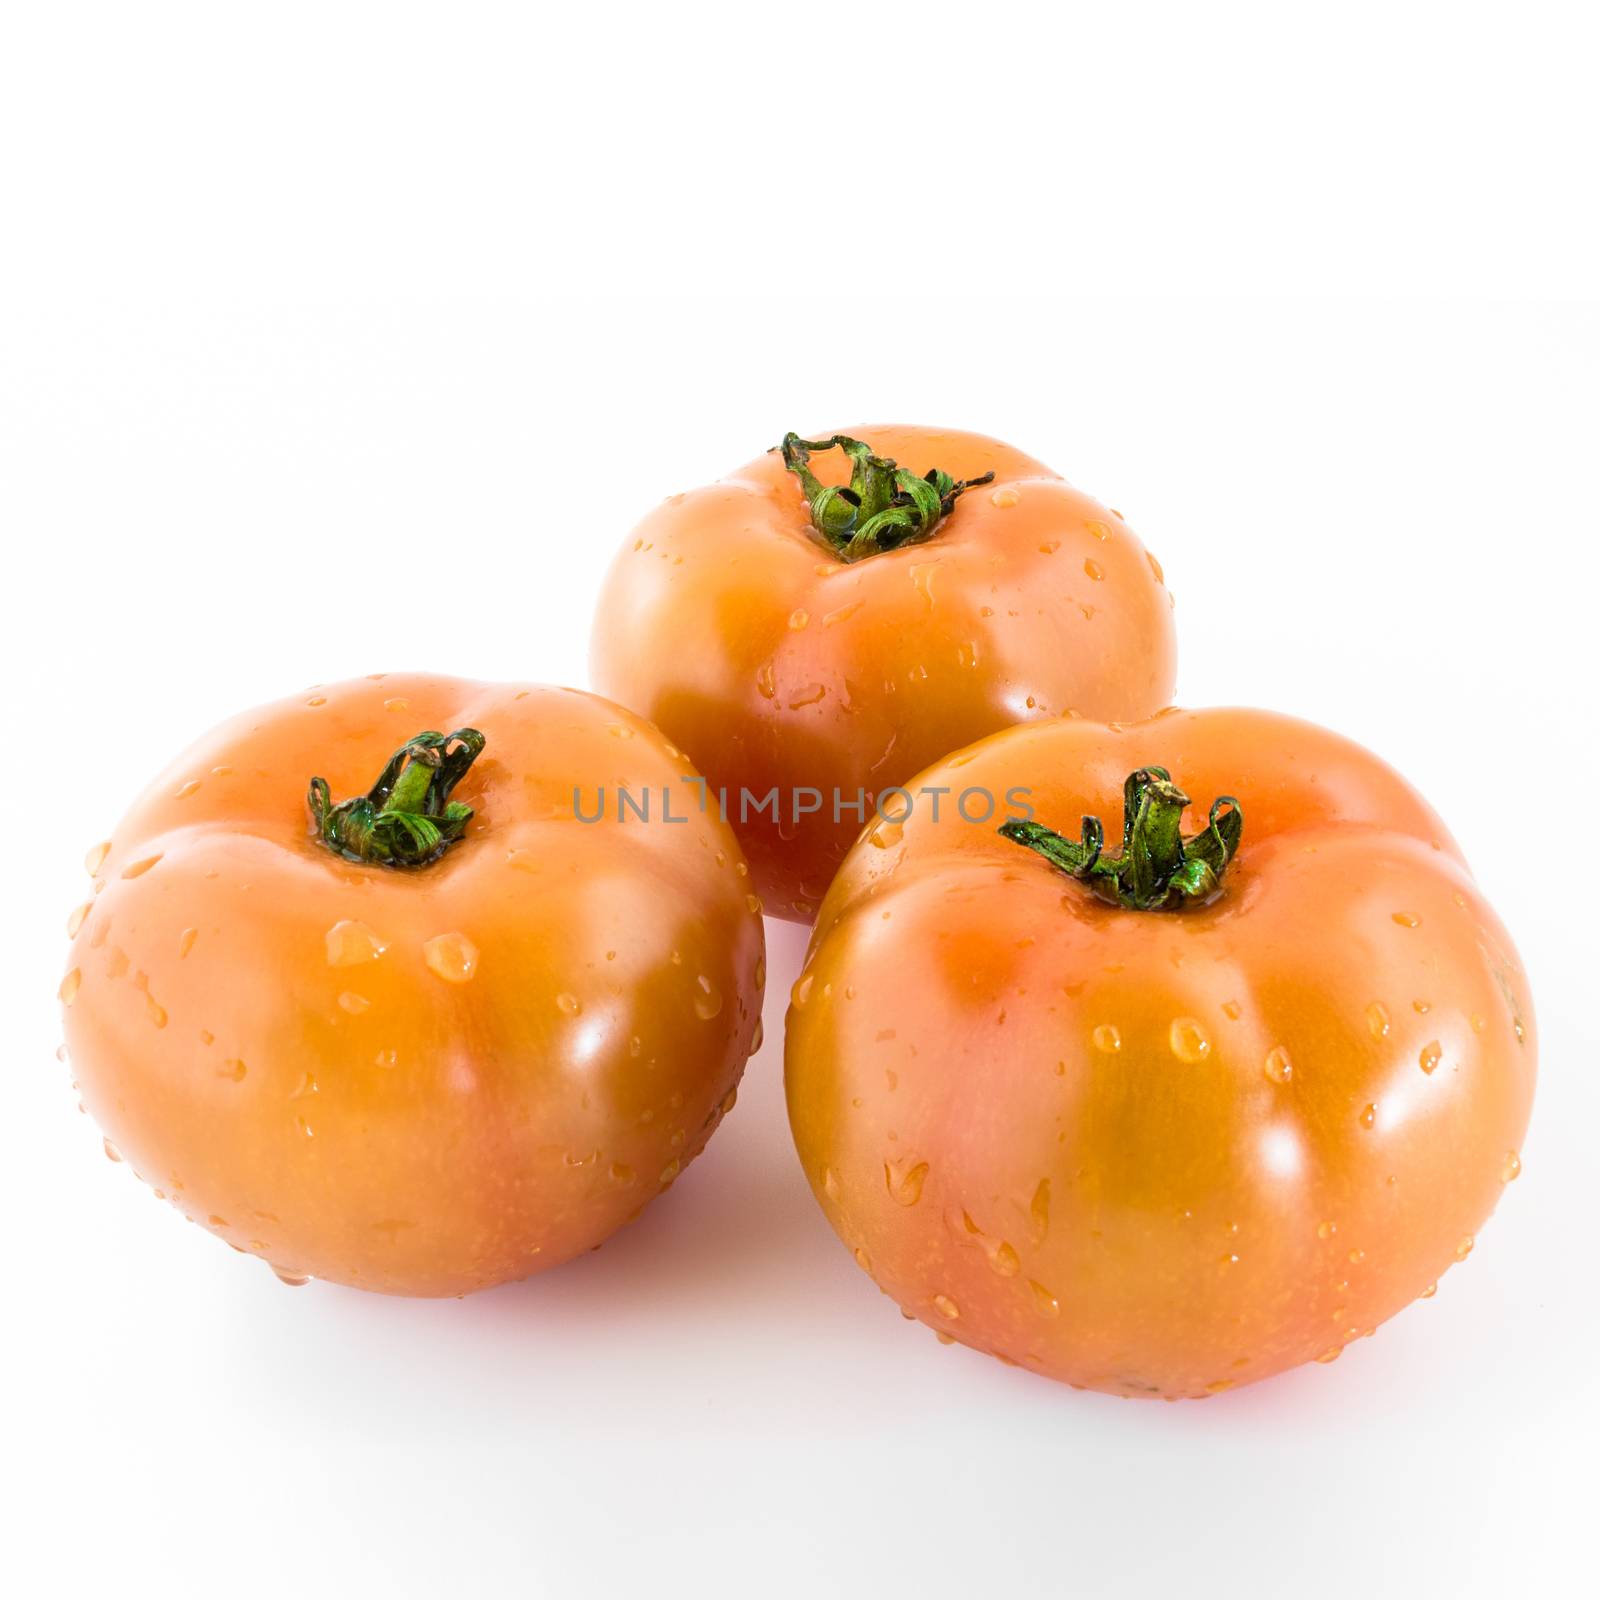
[
  {"left": 61, "top": 675, "right": 764, "bottom": 1296},
  {"left": 785, "top": 708, "right": 1534, "bottom": 1396},
  {"left": 590, "top": 426, "right": 1177, "bottom": 920}
]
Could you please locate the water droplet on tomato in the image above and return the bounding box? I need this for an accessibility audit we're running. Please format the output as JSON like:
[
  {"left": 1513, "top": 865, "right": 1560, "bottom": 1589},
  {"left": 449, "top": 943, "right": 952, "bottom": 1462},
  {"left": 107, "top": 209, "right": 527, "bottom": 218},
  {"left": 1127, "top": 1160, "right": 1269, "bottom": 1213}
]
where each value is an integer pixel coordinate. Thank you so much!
[
  {"left": 338, "top": 992, "right": 370, "bottom": 1015},
  {"left": 122, "top": 853, "right": 163, "bottom": 880},
  {"left": 84, "top": 841, "right": 111, "bottom": 876},
  {"left": 59, "top": 968, "right": 81, "bottom": 1005},
  {"left": 272, "top": 1266, "right": 310, "bottom": 1287},
  {"left": 933, "top": 1293, "right": 961, "bottom": 1319},
  {"left": 1029, "top": 1280, "right": 1060, "bottom": 1317},
  {"left": 1169, "top": 1017, "right": 1210, "bottom": 1063},
  {"left": 1366, "top": 1001, "right": 1390, "bottom": 1039},
  {"left": 748, "top": 1018, "right": 764, "bottom": 1054},
  {"left": 791, "top": 973, "right": 814, "bottom": 1009},
  {"left": 422, "top": 931, "right": 478, "bottom": 984},
  {"left": 555, "top": 992, "right": 581, "bottom": 1016},
  {"left": 1455, "top": 1235, "right": 1475, "bottom": 1260},
  {"left": 1359, "top": 1103, "right": 1377, "bottom": 1130},
  {"left": 787, "top": 608, "right": 810, "bottom": 631},
  {"left": 1501, "top": 1151, "right": 1522, "bottom": 1183},
  {"left": 1418, "top": 1040, "right": 1442, "bottom": 1075},
  {"left": 1263, "top": 1045, "right": 1293, "bottom": 1084},
  {"left": 885, "top": 1159, "right": 929, "bottom": 1206},
  {"left": 325, "top": 920, "right": 387, "bottom": 967},
  {"left": 990, "top": 487, "right": 1020, "bottom": 509},
  {"left": 103, "top": 1138, "right": 122, "bottom": 1162},
  {"left": 1083, "top": 558, "right": 1106, "bottom": 582},
  {"left": 1392, "top": 911, "right": 1420, "bottom": 929},
  {"left": 1092, "top": 1023, "right": 1121, "bottom": 1054}
]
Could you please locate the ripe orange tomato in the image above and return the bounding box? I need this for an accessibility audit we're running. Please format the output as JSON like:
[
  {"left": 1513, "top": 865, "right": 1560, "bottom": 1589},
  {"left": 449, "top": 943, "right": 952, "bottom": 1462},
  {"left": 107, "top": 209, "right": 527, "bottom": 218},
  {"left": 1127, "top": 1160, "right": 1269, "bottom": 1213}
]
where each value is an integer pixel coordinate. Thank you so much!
[
  {"left": 785, "top": 708, "right": 1535, "bottom": 1396},
  {"left": 590, "top": 426, "right": 1177, "bottom": 920},
  {"left": 60, "top": 675, "right": 765, "bottom": 1296}
]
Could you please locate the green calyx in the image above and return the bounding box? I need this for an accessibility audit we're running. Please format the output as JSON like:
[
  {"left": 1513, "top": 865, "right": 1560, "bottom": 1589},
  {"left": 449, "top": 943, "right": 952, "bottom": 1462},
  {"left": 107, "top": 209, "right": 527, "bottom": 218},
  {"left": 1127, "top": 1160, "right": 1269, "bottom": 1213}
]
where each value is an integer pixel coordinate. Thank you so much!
[
  {"left": 778, "top": 431, "right": 995, "bottom": 561},
  {"left": 999, "top": 767, "right": 1243, "bottom": 911},
  {"left": 309, "top": 728, "right": 486, "bottom": 868}
]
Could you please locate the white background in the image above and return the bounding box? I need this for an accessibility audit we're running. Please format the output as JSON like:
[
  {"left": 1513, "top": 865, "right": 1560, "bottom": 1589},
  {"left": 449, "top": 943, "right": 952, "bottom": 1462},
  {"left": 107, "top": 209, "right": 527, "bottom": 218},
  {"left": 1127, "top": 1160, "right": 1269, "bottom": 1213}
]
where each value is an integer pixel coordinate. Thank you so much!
[{"left": 4, "top": 4, "right": 1597, "bottom": 1597}]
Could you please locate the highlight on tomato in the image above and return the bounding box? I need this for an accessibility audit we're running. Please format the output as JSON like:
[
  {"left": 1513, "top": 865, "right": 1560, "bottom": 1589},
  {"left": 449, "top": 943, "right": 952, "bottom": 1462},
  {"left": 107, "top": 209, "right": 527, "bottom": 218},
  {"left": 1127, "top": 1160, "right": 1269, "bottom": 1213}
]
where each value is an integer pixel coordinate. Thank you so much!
[
  {"left": 590, "top": 426, "right": 1177, "bottom": 921},
  {"left": 785, "top": 707, "right": 1535, "bottom": 1396},
  {"left": 60, "top": 674, "right": 765, "bottom": 1296}
]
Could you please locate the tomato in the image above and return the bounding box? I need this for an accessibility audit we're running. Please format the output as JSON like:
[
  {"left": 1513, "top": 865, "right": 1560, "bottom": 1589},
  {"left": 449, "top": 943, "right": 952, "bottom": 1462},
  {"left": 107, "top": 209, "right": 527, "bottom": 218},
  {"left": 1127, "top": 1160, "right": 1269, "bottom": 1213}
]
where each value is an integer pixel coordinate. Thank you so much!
[
  {"left": 785, "top": 708, "right": 1535, "bottom": 1396},
  {"left": 590, "top": 426, "right": 1177, "bottom": 921},
  {"left": 60, "top": 674, "right": 765, "bottom": 1297}
]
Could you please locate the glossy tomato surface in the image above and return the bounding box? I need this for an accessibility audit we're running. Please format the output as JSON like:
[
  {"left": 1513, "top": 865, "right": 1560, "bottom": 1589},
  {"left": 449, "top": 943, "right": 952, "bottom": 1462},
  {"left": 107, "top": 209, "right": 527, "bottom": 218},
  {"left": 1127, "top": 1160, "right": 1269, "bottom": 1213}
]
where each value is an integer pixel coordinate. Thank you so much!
[
  {"left": 786, "top": 708, "right": 1535, "bottom": 1396},
  {"left": 61, "top": 674, "right": 765, "bottom": 1296},
  {"left": 590, "top": 425, "right": 1177, "bottom": 920}
]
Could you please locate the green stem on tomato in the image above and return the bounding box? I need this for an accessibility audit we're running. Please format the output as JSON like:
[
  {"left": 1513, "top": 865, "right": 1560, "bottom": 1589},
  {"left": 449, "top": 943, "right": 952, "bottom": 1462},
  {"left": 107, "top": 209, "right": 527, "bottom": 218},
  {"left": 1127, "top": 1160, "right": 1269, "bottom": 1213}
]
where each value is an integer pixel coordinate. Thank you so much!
[
  {"left": 308, "top": 728, "right": 486, "bottom": 867},
  {"left": 999, "top": 767, "right": 1242, "bottom": 910},
  {"left": 777, "top": 431, "right": 994, "bottom": 561}
]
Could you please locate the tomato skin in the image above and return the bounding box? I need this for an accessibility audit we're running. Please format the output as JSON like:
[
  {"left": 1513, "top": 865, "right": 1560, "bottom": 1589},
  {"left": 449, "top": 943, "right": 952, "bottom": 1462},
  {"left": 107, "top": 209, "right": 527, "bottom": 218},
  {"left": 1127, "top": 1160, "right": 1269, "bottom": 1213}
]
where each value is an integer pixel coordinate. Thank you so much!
[
  {"left": 785, "top": 709, "right": 1534, "bottom": 1395},
  {"left": 61, "top": 675, "right": 764, "bottom": 1297},
  {"left": 590, "top": 425, "right": 1177, "bottom": 921}
]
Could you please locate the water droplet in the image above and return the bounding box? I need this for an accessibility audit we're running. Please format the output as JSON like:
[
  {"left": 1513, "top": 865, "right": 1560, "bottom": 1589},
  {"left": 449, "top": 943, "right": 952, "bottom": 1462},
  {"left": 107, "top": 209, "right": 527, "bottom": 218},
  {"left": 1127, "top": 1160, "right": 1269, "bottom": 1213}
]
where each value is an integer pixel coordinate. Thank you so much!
[
  {"left": 1366, "top": 1001, "right": 1390, "bottom": 1039},
  {"left": 555, "top": 991, "right": 581, "bottom": 1016},
  {"left": 745, "top": 893, "right": 763, "bottom": 915},
  {"left": 822, "top": 1167, "right": 840, "bottom": 1200},
  {"left": 990, "top": 1241, "right": 1021, "bottom": 1276},
  {"left": 1317, "top": 1220, "right": 1337, "bottom": 1239},
  {"left": 853, "top": 1247, "right": 870, "bottom": 1271},
  {"left": 1263, "top": 1045, "right": 1293, "bottom": 1084},
  {"left": 1083, "top": 558, "right": 1105, "bottom": 582},
  {"left": 422, "top": 931, "right": 478, "bottom": 984},
  {"left": 121, "top": 853, "right": 162, "bottom": 880},
  {"left": 755, "top": 662, "right": 776, "bottom": 699},
  {"left": 1092, "top": 1023, "right": 1122, "bottom": 1054},
  {"left": 103, "top": 1137, "right": 122, "bottom": 1162},
  {"left": 173, "top": 926, "right": 197, "bottom": 960},
  {"left": 933, "top": 1293, "right": 960, "bottom": 1319},
  {"left": 325, "top": 920, "right": 386, "bottom": 967},
  {"left": 885, "top": 1159, "right": 929, "bottom": 1206},
  {"left": 1420, "top": 1282, "right": 1437, "bottom": 1298},
  {"left": 1315, "top": 1345, "right": 1343, "bottom": 1364},
  {"left": 66, "top": 902, "right": 91, "bottom": 938},
  {"left": 84, "top": 841, "right": 111, "bottom": 876},
  {"left": 791, "top": 973, "right": 814, "bottom": 1009},
  {"left": 383, "top": 697, "right": 410, "bottom": 713},
  {"left": 338, "top": 992, "right": 370, "bottom": 1015},
  {"left": 787, "top": 608, "right": 810, "bottom": 631},
  {"left": 272, "top": 1266, "right": 310, "bottom": 1287},
  {"left": 58, "top": 968, "right": 81, "bottom": 1005},
  {"left": 1501, "top": 1151, "right": 1522, "bottom": 1183},
  {"left": 1359, "top": 1103, "right": 1377, "bottom": 1130},
  {"left": 1038, "top": 539, "right": 1061, "bottom": 554},
  {"left": 748, "top": 1017, "right": 764, "bottom": 1054},
  {"left": 659, "top": 1158, "right": 681, "bottom": 1184},
  {"left": 1412, "top": 998, "right": 1431, "bottom": 1014},
  {"left": 1029, "top": 1178, "right": 1050, "bottom": 1244},
  {"left": 1455, "top": 1235, "right": 1475, "bottom": 1260},
  {"left": 1348, "top": 1247, "right": 1366, "bottom": 1265},
  {"left": 1146, "top": 551, "right": 1165, "bottom": 583},
  {"left": 990, "top": 487, "right": 1020, "bottom": 509},
  {"left": 1029, "top": 1280, "right": 1060, "bottom": 1317},
  {"left": 823, "top": 600, "right": 863, "bottom": 627},
  {"left": 1418, "top": 1040, "right": 1442, "bottom": 1075},
  {"left": 609, "top": 1162, "right": 635, "bottom": 1184},
  {"left": 1392, "top": 911, "right": 1420, "bottom": 929},
  {"left": 788, "top": 682, "right": 827, "bottom": 709},
  {"left": 868, "top": 821, "right": 902, "bottom": 849},
  {"left": 1471, "top": 1014, "right": 1487, "bottom": 1034},
  {"left": 1221, "top": 999, "right": 1242, "bottom": 1020},
  {"left": 211, "top": 764, "right": 233, "bottom": 776},
  {"left": 145, "top": 994, "right": 167, "bottom": 1028},
  {"left": 722, "top": 1086, "right": 738, "bottom": 1115},
  {"left": 218, "top": 1059, "right": 247, "bottom": 1082},
  {"left": 1169, "top": 1017, "right": 1210, "bottom": 1063}
]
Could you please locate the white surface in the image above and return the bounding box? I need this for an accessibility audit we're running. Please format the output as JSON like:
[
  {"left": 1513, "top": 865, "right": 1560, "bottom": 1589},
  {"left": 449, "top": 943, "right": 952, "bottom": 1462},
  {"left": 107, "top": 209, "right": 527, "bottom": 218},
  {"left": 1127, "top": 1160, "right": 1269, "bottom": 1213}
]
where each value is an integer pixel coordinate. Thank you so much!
[{"left": 4, "top": 6, "right": 1598, "bottom": 1597}]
